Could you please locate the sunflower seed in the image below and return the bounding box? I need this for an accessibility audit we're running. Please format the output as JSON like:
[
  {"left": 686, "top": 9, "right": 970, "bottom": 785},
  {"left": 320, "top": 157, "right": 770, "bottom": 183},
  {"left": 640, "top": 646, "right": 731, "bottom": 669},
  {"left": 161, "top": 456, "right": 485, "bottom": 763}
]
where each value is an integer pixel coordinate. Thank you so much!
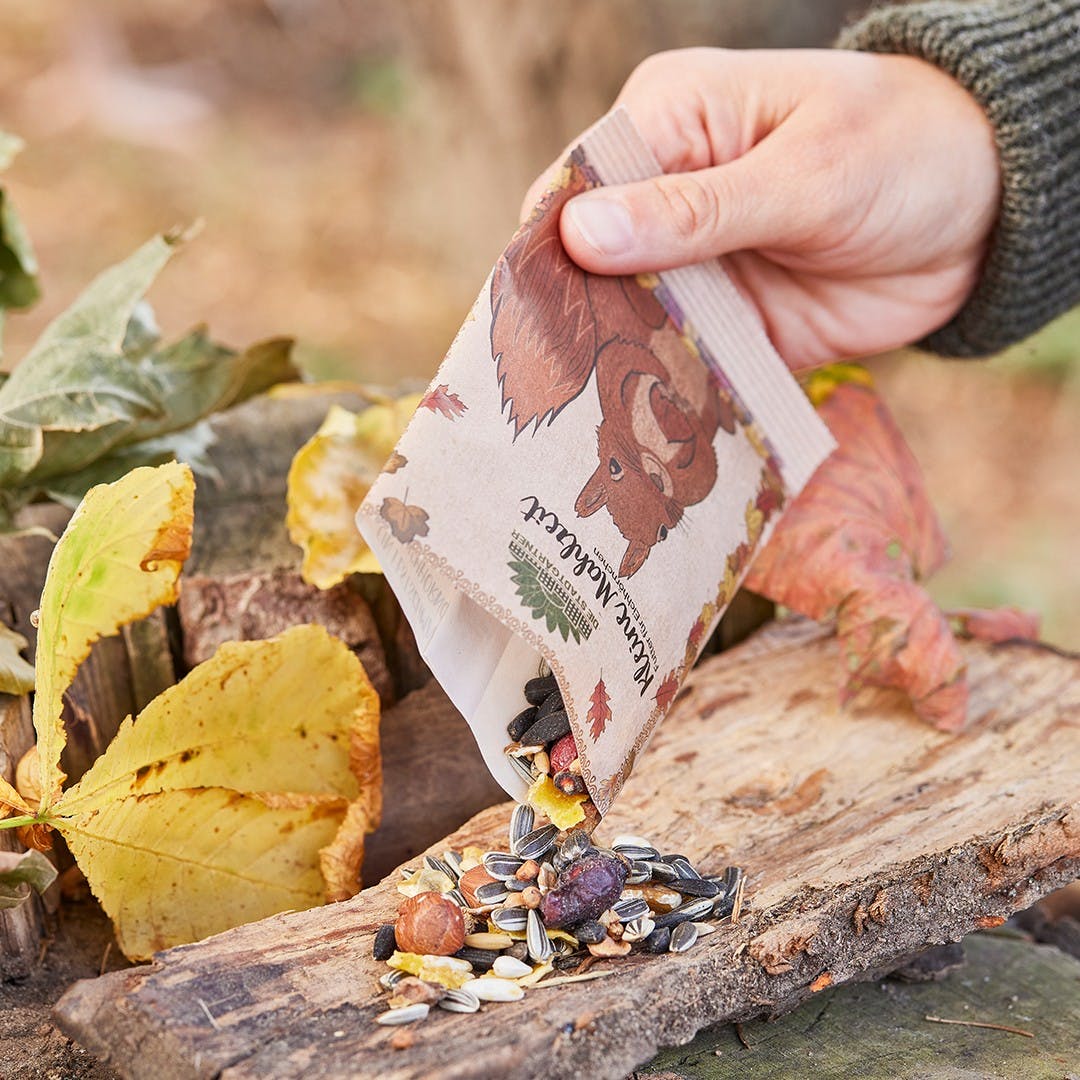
[
  {"left": 505, "top": 753, "right": 537, "bottom": 786},
  {"left": 621, "top": 916, "right": 655, "bottom": 943},
  {"left": 507, "top": 706, "right": 538, "bottom": 741},
  {"left": 438, "top": 987, "right": 481, "bottom": 1013},
  {"left": 572, "top": 919, "right": 607, "bottom": 945},
  {"left": 669, "top": 921, "right": 698, "bottom": 953},
  {"left": 399, "top": 866, "right": 417, "bottom": 880},
  {"left": 505, "top": 877, "right": 529, "bottom": 892},
  {"left": 509, "top": 803, "right": 535, "bottom": 849},
  {"left": 376, "top": 1003, "right": 429, "bottom": 1025},
  {"left": 670, "top": 877, "right": 720, "bottom": 898},
  {"left": 652, "top": 897, "right": 714, "bottom": 930},
  {"left": 372, "top": 924, "right": 397, "bottom": 961},
  {"left": 464, "top": 932, "right": 513, "bottom": 951},
  {"left": 536, "top": 690, "right": 565, "bottom": 719},
  {"left": 476, "top": 881, "right": 511, "bottom": 904},
  {"left": 446, "top": 889, "right": 467, "bottom": 908},
  {"left": 559, "top": 829, "right": 593, "bottom": 863},
  {"left": 491, "top": 906, "right": 529, "bottom": 932},
  {"left": 613, "top": 897, "right": 651, "bottom": 922},
  {"left": 493, "top": 955, "right": 533, "bottom": 979},
  {"left": 506, "top": 941, "right": 530, "bottom": 962},
  {"left": 526, "top": 909, "right": 554, "bottom": 964},
  {"left": 514, "top": 823, "right": 559, "bottom": 861},
  {"left": 463, "top": 977, "right": 525, "bottom": 1002},
  {"left": 692, "top": 921, "right": 718, "bottom": 936},
  {"left": 552, "top": 937, "right": 576, "bottom": 956},
  {"left": 611, "top": 843, "right": 660, "bottom": 861},
  {"left": 520, "top": 710, "right": 571, "bottom": 746},
  {"left": 645, "top": 860, "right": 677, "bottom": 882},
  {"left": 624, "top": 861, "right": 653, "bottom": 886},
  {"left": 524, "top": 675, "right": 558, "bottom": 705},
  {"left": 611, "top": 833, "right": 655, "bottom": 850},
  {"left": 454, "top": 947, "right": 498, "bottom": 970},
  {"left": 712, "top": 893, "right": 736, "bottom": 920},
  {"left": 643, "top": 926, "right": 671, "bottom": 953},
  {"left": 379, "top": 970, "right": 407, "bottom": 990},
  {"left": 483, "top": 851, "right": 525, "bottom": 880},
  {"left": 507, "top": 743, "right": 546, "bottom": 757},
  {"left": 661, "top": 855, "right": 700, "bottom": 879},
  {"left": 723, "top": 866, "right": 745, "bottom": 894}
]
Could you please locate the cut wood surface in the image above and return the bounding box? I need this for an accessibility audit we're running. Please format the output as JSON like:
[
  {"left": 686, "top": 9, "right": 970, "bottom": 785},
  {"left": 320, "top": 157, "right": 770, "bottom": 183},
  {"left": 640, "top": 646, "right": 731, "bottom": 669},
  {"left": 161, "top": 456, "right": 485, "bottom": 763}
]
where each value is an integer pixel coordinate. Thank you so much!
[{"left": 53, "top": 620, "right": 1080, "bottom": 1079}]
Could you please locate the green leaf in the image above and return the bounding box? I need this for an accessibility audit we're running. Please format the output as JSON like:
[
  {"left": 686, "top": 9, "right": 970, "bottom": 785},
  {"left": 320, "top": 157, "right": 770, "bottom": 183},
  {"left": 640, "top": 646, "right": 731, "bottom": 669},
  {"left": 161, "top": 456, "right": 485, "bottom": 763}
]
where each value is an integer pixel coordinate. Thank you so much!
[
  {"left": 0, "top": 229, "right": 297, "bottom": 492},
  {"left": 0, "top": 132, "right": 39, "bottom": 323},
  {"left": 0, "top": 849, "right": 56, "bottom": 910},
  {"left": 0, "top": 619, "right": 35, "bottom": 695}
]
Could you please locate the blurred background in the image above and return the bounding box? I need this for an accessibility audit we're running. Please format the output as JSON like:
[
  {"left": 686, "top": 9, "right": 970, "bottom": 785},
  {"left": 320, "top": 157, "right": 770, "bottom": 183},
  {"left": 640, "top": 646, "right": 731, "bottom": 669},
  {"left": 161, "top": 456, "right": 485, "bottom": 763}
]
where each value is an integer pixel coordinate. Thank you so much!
[{"left": 0, "top": 0, "right": 1076, "bottom": 648}]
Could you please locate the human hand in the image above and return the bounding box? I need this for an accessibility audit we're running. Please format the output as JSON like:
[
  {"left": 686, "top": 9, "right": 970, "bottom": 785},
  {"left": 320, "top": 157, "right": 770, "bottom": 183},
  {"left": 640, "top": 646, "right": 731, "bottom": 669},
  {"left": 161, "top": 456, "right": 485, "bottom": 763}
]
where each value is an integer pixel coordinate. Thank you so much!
[{"left": 523, "top": 48, "right": 1001, "bottom": 369}]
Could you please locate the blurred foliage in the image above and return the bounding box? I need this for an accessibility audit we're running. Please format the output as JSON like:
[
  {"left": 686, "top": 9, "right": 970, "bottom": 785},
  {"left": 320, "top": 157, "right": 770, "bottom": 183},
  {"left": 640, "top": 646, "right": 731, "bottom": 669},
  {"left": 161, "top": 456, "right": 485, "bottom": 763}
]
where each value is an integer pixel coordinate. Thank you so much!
[{"left": 991, "top": 308, "right": 1080, "bottom": 387}]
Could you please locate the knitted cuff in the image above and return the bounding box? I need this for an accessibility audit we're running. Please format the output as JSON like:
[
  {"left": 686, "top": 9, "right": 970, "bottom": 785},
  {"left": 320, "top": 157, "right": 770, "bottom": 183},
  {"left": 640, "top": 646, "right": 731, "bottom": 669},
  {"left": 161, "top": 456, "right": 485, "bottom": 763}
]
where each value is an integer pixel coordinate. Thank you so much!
[{"left": 838, "top": 0, "right": 1080, "bottom": 357}]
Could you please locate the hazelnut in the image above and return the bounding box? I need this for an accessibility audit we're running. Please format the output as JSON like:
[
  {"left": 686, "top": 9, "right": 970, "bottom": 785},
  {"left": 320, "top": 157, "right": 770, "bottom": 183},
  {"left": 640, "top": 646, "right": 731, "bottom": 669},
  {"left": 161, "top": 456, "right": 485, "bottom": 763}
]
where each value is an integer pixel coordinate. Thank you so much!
[
  {"left": 394, "top": 893, "right": 465, "bottom": 956},
  {"left": 515, "top": 859, "right": 540, "bottom": 882}
]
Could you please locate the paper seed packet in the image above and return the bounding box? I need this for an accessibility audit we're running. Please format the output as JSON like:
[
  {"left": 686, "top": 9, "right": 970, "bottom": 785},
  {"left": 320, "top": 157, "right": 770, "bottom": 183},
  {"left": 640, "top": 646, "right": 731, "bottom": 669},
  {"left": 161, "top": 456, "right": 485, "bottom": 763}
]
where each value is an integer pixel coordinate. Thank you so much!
[{"left": 358, "top": 108, "right": 835, "bottom": 818}]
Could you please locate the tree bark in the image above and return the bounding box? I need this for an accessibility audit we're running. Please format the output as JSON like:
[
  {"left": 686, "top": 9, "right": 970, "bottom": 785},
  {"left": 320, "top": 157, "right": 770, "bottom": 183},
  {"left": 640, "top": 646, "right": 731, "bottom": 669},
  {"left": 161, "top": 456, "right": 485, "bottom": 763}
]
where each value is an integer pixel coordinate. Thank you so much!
[{"left": 52, "top": 621, "right": 1080, "bottom": 1079}]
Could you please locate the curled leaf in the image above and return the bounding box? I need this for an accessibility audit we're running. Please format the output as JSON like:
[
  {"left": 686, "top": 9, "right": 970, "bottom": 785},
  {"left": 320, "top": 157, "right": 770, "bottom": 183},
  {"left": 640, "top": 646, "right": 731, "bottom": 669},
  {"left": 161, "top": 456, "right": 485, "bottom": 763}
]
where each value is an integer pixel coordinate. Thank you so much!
[
  {"left": 0, "top": 620, "right": 34, "bottom": 695},
  {"left": 950, "top": 607, "right": 1040, "bottom": 643},
  {"left": 745, "top": 382, "right": 967, "bottom": 729},
  {"left": 286, "top": 397, "right": 421, "bottom": 588},
  {"left": 32, "top": 462, "right": 195, "bottom": 810},
  {"left": 0, "top": 849, "right": 56, "bottom": 910}
]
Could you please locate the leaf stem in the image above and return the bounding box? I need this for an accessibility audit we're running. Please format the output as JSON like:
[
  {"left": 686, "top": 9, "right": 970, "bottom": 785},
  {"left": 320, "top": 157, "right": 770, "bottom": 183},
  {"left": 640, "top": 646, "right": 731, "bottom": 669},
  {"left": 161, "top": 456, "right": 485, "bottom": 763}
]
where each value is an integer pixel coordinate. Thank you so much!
[{"left": 0, "top": 813, "right": 54, "bottom": 831}]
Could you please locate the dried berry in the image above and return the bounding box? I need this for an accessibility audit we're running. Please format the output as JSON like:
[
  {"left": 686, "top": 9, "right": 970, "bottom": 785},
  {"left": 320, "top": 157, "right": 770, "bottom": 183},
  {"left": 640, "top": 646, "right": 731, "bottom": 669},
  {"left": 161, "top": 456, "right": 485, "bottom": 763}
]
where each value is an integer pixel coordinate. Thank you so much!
[
  {"left": 395, "top": 893, "right": 465, "bottom": 956},
  {"left": 539, "top": 853, "right": 629, "bottom": 929},
  {"left": 553, "top": 770, "right": 587, "bottom": 796},
  {"left": 373, "top": 923, "right": 397, "bottom": 962},
  {"left": 549, "top": 733, "right": 579, "bottom": 773}
]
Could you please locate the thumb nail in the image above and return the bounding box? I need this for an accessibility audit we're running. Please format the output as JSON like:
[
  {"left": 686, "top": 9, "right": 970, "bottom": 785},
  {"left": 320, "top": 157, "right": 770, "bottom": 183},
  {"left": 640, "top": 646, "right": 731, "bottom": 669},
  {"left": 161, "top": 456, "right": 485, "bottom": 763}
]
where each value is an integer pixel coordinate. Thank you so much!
[{"left": 565, "top": 197, "right": 634, "bottom": 255}]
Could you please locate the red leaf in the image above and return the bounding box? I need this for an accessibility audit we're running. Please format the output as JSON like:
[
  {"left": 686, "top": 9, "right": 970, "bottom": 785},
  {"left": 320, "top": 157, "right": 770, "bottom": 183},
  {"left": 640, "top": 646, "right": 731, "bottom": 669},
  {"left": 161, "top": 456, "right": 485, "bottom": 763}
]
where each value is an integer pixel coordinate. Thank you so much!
[
  {"left": 744, "top": 382, "right": 970, "bottom": 730},
  {"left": 587, "top": 678, "right": 611, "bottom": 741},
  {"left": 654, "top": 670, "right": 679, "bottom": 712},
  {"left": 687, "top": 617, "right": 706, "bottom": 652},
  {"left": 420, "top": 384, "right": 468, "bottom": 420},
  {"left": 949, "top": 607, "right": 1040, "bottom": 644}
]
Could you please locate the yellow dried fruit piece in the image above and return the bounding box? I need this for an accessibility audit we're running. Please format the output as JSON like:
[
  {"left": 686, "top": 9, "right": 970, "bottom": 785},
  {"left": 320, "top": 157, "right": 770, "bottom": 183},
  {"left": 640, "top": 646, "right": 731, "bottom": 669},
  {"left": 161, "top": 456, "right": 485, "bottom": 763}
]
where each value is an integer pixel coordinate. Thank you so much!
[
  {"left": 527, "top": 774, "right": 586, "bottom": 830},
  {"left": 396, "top": 865, "right": 454, "bottom": 898},
  {"left": 417, "top": 963, "right": 471, "bottom": 990},
  {"left": 517, "top": 962, "right": 554, "bottom": 987},
  {"left": 460, "top": 846, "right": 485, "bottom": 871},
  {"left": 387, "top": 951, "right": 425, "bottom": 975}
]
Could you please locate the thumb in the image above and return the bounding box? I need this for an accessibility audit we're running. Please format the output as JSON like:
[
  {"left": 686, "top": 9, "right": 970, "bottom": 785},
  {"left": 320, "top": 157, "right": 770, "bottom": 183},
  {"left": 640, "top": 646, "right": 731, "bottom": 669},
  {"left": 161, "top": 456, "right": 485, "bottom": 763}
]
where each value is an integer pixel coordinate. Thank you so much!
[{"left": 560, "top": 150, "right": 803, "bottom": 274}]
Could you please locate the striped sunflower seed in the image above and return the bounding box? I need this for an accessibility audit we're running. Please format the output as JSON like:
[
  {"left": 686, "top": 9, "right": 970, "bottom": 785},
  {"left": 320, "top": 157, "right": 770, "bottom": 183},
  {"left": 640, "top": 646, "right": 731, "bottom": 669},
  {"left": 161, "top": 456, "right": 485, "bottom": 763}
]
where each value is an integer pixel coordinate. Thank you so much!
[
  {"left": 514, "top": 823, "right": 559, "bottom": 861},
  {"left": 722, "top": 866, "right": 745, "bottom": 893},
  {"left": 438, "top": 987, "right": 481, "bottom": 1013},
  {"left": 379, "top": 970, "right": 406, "bottom": 991},
  {"left": 505, "top": 753, "right": 537, "bottom": 786},
  {"left": 661, "top": 855, "right": 701, "bottom": 879},
  {"left": 509, "top": 803, "right": 535, "bottom": 849},
  {"left": 611, "top": 833, "right": 655, "bottom": 850},
  {"left": 645, "top": 860, "right": 678, "bottom": 882},
  {"left": 476, "top": 881, "right": 511, "bottom": 904},
  {"left": 446, "top": 889, "right": 467, "bottom": 908},
  {"left": 625, "top": 861, "right": 653, "bottom": 886},
  {"left": 454, "top": 946, "right": 498, "bottom": 970},
  {"left": 376, "top": 1003, "right": 429, "bottom": 1025},
  {"left": 491, "top": 906, "right": 529, "bottom": 932},
  {"left": 712, "top": 892, "right": 736, "bottom": 921},
  {"left": 611, "top": 843, "right": 660, "bottom": 861},
  {"left": 613, "top": 897, "right": 651, "bottom": 922},
  {"left": 621, "top": 916, "right": 655, "bottom": 943},
  {"left": 669, "top": 921, "right": 698, "bottom": 953},
  {"left": 442, "top": 850, "right": 464, "bottom": 878},
  {"left": 424, "top": 855, "right": 459, "bottom": 882},
  {"left": 670, "top": 877, "right": 720, "bottom": 899},
  {"left": 483, "top": 851, "right": 525, "bottom": 880},
  {"left": 526, "top": 909, "right": 554, "bottom": 964}
]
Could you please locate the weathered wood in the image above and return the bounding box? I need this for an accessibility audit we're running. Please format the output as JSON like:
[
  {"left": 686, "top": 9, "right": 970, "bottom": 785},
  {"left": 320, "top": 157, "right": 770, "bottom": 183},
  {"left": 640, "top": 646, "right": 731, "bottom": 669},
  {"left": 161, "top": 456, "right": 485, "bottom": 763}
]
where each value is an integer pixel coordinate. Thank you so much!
[
  {"left": 362, "top": 680, "right": 506, "bottom": 885},
  {"left": 52, "top": 622, "right": 1080, "bottom": 1079},
  {"left": 635, "top": 932, "right": 1080, "bottom": 1079},
  {"left": 0, "top": 694, "right": 44, "bottom": 979}
]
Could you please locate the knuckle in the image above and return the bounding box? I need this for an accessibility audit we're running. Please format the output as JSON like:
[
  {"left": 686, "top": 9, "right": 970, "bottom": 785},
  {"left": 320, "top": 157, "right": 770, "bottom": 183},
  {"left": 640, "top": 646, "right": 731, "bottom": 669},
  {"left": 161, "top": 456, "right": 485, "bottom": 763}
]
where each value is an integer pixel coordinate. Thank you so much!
[{"left": 653, "top": 174, "right": 721, "bottom": 242}]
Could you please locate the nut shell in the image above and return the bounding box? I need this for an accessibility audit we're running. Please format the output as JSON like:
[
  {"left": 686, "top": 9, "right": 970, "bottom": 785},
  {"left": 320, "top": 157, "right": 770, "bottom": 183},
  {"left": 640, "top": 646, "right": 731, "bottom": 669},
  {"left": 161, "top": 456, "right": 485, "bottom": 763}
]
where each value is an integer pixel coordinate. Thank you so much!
[{"left": 395, "top": 893, "right": 465, "bottom": 956}]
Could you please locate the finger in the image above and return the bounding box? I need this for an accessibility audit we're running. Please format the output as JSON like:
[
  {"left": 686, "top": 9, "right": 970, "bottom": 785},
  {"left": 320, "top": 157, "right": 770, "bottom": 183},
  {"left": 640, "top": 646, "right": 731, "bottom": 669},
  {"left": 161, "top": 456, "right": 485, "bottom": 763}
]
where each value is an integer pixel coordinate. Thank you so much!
[{"left": 559, "top": 137, "right": 813, "bottom": 274}]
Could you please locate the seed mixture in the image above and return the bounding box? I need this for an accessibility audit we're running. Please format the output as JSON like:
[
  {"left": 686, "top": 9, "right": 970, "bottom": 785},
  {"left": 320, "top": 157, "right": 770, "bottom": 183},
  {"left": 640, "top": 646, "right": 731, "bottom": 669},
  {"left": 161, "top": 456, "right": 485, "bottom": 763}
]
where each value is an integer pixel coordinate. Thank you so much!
[{"left": 372, "top": 670, "right": 745, "bottom": 1028}]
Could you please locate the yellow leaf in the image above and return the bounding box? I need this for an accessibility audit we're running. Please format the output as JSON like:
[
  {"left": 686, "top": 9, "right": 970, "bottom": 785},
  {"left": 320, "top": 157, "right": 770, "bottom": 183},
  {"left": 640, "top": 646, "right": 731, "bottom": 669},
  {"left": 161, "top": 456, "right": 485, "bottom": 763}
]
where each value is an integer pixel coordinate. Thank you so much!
[
  {"left": 0, "top": 622, "right": 34, "bottom": 696},
  {"left": 0, "top": 775, "right": 31, "bottom": 821},
  {"left": 801, "top": 362, "right": 874, "bottom": 408},
  {"left": 32, "top": 462, "right": 194, "bottom": 810},
  {"left": 62, "top": 786, "right": 346, "bottom": 960},
  {"left": 286, "top": 398, "right": 421, "bottom": 589},
  {"left": 53, "top": 625, "right": 381, "bottom": 957},
  {"left": 527, "top": 774, "right": 586, "bottom": 830}
]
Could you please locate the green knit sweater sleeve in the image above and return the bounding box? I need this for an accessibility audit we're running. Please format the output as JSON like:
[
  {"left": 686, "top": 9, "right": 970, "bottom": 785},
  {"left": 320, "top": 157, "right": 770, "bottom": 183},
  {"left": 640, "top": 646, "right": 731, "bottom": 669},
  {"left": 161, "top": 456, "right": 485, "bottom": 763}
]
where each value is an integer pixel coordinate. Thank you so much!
[{"left": 838, "top": 0, "right": 1080, "bottom": 357}]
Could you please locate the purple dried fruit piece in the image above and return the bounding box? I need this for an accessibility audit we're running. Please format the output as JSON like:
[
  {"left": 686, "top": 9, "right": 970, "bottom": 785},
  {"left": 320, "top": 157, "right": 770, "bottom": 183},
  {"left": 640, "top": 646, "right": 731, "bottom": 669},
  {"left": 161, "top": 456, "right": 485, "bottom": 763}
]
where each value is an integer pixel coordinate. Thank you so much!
[{"left": 539, "top": 853, "right": 629, "bottom": 929}]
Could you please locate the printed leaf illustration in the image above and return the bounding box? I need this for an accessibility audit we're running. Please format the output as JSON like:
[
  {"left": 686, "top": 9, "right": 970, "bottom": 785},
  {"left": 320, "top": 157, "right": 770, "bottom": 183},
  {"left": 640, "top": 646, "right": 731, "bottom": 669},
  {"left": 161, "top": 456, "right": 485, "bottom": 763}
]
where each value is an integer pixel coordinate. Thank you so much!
[
  {"left": 744, "top": 380, "right": 971, "bottom": 729},
  {"left": 419, "top": 383, "right": 468, "bottom": 420},
  {"left": 286, "top": 396, "right": 421, "bottom": 588},
  {"left": 587, "top": 677, "right": 611, "bottom": 741},
  {"left": 0, "top": 849, "right": 56, "bottom": 910},
  {"left": 0, "top": 620, "right": 34, "bottom": 695},
  {"left": 0, "top": 228, "right": 296, "bottom": 515},
  {"left": 32, "top": 462, "right": 195, "bottom": 810},
  {"left": 950, "top": 607, "right": 1040, "bottom": 644},
  {"left": 509, "top": 558, "right": 581, "bottom": 644},
  {"left": 381, "top": 496, "right": 430, "bottom": 544},
  {"left": 54, "top": 624, "right": 380, "bottom": 958},
  {"left": 654, "top": 670, "right": 679, "bottom": 712}
]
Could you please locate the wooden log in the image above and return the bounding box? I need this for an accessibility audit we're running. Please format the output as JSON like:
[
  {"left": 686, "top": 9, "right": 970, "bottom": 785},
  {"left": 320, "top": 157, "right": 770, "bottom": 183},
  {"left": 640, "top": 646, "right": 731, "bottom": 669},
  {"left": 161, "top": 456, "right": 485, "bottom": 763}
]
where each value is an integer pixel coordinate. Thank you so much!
[{"left": 52, "top": 622, "right": 1080, "bottom": 1079}]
